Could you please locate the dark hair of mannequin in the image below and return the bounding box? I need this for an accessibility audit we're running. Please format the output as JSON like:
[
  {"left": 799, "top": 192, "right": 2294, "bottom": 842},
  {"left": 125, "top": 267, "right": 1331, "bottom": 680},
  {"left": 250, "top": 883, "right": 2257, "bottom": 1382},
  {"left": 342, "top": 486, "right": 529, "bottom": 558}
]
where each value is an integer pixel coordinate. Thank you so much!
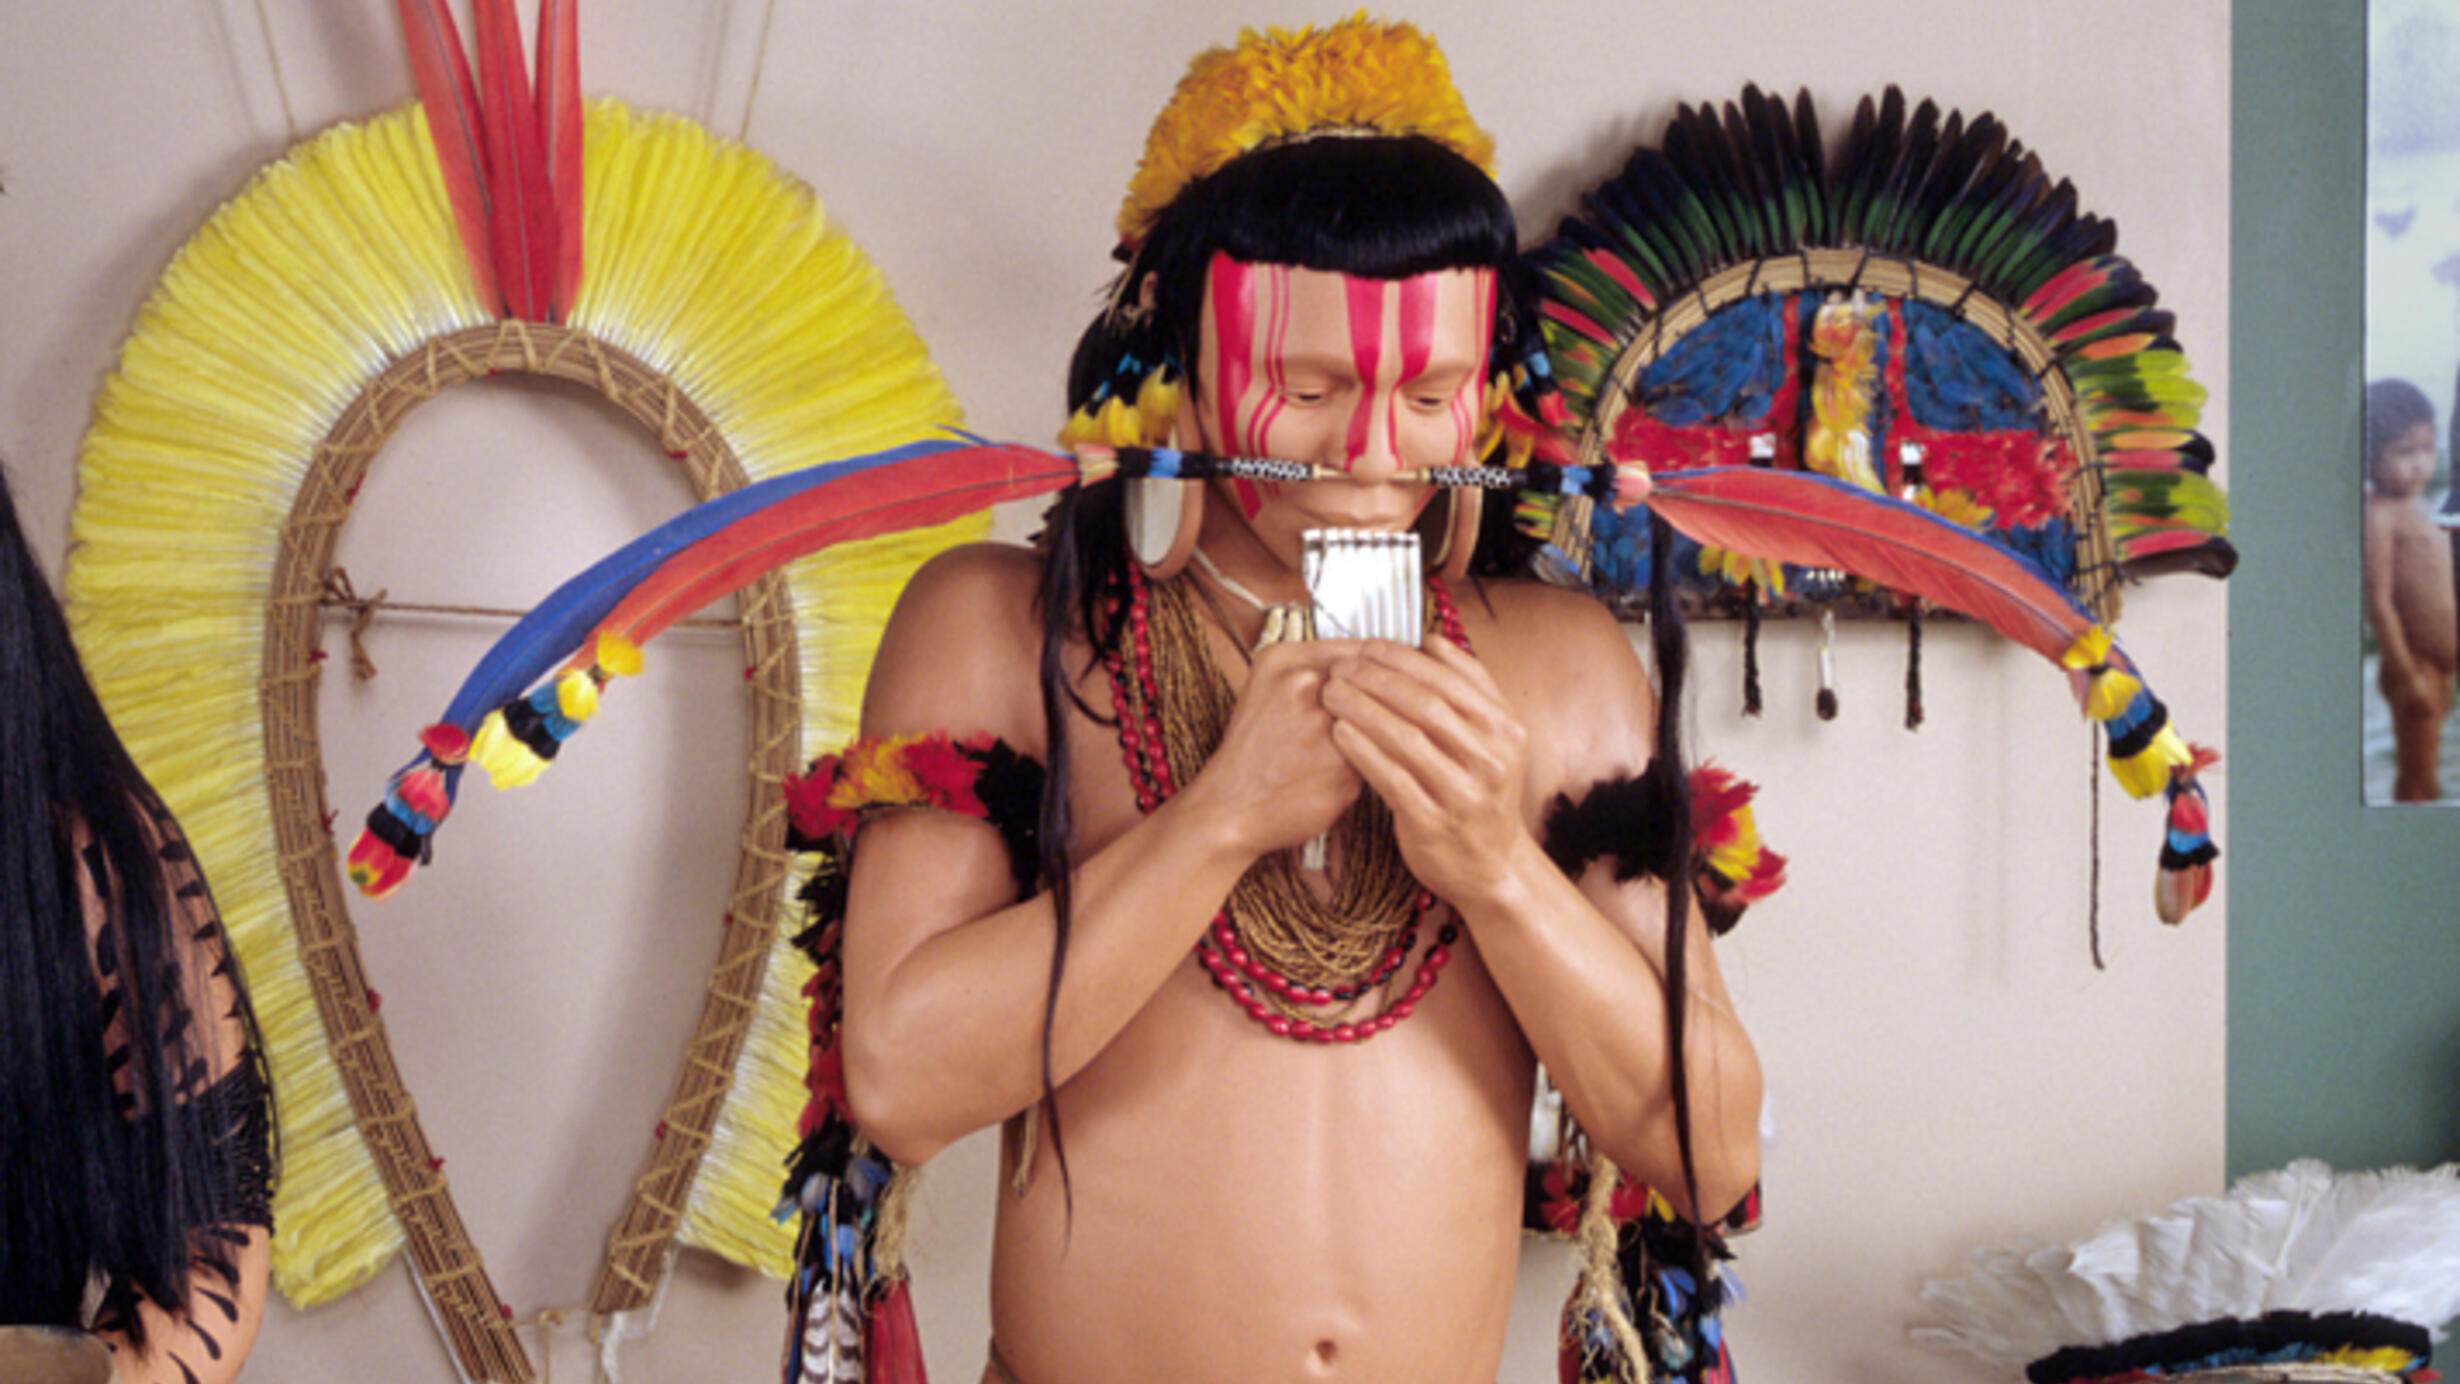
[
  {"left": 1028, "top": 135, "right": 1701, "bottom": 1226},
  {"left": 0, "top": 463, "right": 268, "bottom": 1338}
]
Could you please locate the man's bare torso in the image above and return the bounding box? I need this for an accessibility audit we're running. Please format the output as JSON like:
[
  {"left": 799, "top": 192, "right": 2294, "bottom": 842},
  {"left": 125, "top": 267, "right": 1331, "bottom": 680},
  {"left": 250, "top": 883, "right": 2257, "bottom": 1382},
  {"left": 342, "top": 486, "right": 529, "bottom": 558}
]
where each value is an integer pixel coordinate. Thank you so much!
[
  {"left": 839, "top": 540, "right": 1726, "bottom": 1384},
  {"left": 967, "top": 562, "right": 1610, "bottom": 1384}
]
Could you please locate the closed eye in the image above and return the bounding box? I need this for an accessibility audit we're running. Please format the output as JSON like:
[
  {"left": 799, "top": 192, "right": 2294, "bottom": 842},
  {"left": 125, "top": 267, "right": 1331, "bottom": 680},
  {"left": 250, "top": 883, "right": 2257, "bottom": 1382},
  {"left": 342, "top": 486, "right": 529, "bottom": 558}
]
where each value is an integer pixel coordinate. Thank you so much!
[{"left": 1408, "top": 378, "right": 1473, "bottom": 412}]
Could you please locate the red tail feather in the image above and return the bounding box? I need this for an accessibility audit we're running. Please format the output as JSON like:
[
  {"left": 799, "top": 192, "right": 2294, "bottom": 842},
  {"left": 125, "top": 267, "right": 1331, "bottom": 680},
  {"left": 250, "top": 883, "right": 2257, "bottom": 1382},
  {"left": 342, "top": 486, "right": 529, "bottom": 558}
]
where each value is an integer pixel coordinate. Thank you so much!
[
  {"left": 535, "top": 0, "right": 583, "bottom": 319},
  {"left": 1646, "top": 467, "right": 2092, "bottom": 664},
  {"left": 2022, "top": 255, "right": 2121, "bottom": 320},
  {"left": 393, "top": 0, "right": 500, "bottom": 313},
  {"left": 582, "top": 445, "right": 1078, "bottom": 663},
  {"left": 473, "top": 0, "right": 556, "bottom": 320}
]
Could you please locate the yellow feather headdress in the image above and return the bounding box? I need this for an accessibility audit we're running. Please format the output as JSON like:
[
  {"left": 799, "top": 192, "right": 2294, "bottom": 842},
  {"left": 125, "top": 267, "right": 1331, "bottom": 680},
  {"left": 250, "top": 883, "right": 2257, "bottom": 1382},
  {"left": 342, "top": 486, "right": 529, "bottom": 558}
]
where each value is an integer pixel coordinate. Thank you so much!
[{"left": 1113, "top": 14, "right": 1496, "bottom": 251}]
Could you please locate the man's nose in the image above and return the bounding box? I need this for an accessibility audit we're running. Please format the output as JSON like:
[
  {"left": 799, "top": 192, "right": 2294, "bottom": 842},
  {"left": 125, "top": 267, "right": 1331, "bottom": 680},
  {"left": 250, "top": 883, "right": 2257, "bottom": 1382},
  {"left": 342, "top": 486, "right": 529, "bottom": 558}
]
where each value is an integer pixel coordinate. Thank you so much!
[{"left": 1345, "top": 400, "right": 1403, "bottom": 482}]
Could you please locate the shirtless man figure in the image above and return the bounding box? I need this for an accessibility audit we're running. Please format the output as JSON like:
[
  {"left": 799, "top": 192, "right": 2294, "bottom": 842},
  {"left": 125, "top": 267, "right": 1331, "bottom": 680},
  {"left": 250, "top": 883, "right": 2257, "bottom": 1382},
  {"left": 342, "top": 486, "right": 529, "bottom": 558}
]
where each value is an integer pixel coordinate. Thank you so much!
[
  {"left": 790, "top": 22, "right": 1763, "bottom": 1384},
  {"left": 2364, "top": 379, "right": 2457, "bottom": 802}
]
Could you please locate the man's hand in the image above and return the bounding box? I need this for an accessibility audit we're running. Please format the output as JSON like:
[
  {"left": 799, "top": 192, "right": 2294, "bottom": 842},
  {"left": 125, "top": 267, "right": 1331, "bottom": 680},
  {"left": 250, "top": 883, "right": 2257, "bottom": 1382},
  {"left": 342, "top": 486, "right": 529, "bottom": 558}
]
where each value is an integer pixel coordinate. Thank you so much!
[
  {"left": 1188, "top": 639, "right": 1369, "bottom": 856},
  {"left": 1320, "top": 637, "right": 1532, "bottom": 908}
]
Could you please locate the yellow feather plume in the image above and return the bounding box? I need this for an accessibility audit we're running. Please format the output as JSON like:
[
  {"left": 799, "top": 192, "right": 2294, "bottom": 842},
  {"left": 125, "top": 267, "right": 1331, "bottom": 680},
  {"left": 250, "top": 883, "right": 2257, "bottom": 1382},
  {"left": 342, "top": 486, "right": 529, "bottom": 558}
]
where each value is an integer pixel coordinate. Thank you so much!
[
  {"left": 2059, "top": 625, "right": 2113, "bottom": 671},
  {"left": 467, "top": 710, "right": 550, "bottom": 789},
  {"left": 555, "top": 668, "right": 601, "bottom": 722},
  {"left": 2110, "top": 723, "right": 2193, "bottom": 799},
  {"left": 594, "top": 630, "right": 643, "bottom": 678},
  {"left": 1805, "top": 293, "right": 1883, "bottom": 493},
  {"left": 1115, "top": 14, "right": 1495, "bottom": 248},
  {"left": 2083, "top": 667, "right": 2143, "bottom": 723}
]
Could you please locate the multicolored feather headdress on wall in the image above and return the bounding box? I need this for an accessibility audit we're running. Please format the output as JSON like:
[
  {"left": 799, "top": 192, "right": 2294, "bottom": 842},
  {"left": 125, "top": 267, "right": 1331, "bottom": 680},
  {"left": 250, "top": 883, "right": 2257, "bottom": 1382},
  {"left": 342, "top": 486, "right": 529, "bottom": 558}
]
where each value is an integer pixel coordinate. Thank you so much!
[
  {"left": 1525, "top": 84, "right": 2229, "bottom": 925},
  {"left": 1531, "top": 85, "right": 2234, "bottom": 609}
]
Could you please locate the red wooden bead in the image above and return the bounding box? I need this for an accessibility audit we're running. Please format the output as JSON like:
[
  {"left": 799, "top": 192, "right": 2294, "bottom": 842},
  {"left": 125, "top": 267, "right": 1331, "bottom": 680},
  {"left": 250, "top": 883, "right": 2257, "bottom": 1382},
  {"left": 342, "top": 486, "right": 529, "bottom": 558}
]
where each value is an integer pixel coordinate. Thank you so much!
[
  {"left": 1392, "top": 1001, "right": 1415, "bottom": 1020},
  {"left": 1331, "top": 1023, "right": 1357, "bottom": 1042},
  {"left": 1290, "top": 1020, "right": 1316, "bottom": 1038},
  {"left": 1267, "top": 1016, "right": 1292, "bottom": 1036}
]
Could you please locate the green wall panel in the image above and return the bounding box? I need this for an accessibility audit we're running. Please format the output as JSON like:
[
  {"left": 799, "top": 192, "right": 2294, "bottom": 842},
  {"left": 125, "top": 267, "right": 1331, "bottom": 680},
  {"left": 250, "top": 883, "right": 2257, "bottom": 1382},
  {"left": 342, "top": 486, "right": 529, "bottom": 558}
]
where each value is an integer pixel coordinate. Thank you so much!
[{"left": 2230, "top": 0, "right": 2460, "bottom": 1177}]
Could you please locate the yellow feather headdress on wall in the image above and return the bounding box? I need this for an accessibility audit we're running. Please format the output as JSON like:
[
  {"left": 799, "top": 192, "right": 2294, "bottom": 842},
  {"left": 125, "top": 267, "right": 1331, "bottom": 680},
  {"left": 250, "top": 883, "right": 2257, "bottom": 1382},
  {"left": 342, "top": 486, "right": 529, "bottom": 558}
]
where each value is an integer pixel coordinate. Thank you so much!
[{"left": 64, "top": 90, "right": 975, "bottom": 1384}]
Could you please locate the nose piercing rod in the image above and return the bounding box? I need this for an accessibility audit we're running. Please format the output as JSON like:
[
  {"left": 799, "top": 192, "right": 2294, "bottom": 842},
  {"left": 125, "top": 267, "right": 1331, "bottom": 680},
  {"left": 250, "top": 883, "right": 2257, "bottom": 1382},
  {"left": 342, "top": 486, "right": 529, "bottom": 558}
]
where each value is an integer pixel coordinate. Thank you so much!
[{"left": 1072, "top": 446, "right": 1651, "bottom": 508}]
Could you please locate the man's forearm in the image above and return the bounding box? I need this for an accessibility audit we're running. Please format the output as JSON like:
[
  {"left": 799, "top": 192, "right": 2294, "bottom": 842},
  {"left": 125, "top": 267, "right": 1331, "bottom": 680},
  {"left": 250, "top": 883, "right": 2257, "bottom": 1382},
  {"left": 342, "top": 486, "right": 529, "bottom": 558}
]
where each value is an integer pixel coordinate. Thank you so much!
[{"left": 1449, "top": 833, "right": 1762, "bottom": 1220}]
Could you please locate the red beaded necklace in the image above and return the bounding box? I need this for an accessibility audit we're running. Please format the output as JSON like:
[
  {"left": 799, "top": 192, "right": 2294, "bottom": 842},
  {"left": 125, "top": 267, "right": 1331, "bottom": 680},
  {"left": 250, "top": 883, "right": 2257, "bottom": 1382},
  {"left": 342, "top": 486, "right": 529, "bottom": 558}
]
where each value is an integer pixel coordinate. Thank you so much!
[{"left": 1103, "top": 560, "right": 1471, "bottom": 1044}]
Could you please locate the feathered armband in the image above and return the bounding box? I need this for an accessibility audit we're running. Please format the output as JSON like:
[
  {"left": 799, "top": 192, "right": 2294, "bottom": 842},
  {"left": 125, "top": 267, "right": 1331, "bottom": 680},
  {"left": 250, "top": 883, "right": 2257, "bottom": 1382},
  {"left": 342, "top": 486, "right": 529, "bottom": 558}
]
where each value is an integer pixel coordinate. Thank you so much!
[{"left": 1542, "top": 762, "right": 1788, "bottom": 935}]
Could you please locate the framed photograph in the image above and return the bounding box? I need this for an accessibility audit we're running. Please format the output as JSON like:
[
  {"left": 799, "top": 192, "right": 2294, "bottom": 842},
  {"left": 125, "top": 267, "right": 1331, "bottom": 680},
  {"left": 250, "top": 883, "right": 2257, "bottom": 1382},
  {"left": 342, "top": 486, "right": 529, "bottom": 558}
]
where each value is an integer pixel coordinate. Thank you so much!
[{"left": 2364, "top": 0, "right": 2460, "bottom": 803}]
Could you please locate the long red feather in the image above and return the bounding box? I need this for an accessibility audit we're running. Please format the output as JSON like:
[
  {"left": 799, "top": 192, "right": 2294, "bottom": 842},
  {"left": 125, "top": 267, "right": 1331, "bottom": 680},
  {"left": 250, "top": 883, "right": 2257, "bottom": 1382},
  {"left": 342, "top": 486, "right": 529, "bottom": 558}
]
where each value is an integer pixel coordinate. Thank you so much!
[
  {"left": 472, "top": 0, "right": 556, "bottom": 320},
  {"left": 393, "top": 0, "right": 500, "bottom": 314},
  {"left": 535, "top": 0, "right": 583, "bottom": 320},
  {"left": 572, "top": 444, "right": 1076, "bottom": 666},
  {"left": 1647, "top": 466, "right": 2098, "bottom": 666}
]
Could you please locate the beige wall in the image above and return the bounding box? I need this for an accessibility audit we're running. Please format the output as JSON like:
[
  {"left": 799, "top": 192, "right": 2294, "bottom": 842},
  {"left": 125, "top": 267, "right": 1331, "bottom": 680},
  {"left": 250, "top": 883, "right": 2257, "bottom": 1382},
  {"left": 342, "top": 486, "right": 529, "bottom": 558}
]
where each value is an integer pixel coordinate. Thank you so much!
[{"left": 0, "top": 2, "right": 2230, "bottom": 1381}]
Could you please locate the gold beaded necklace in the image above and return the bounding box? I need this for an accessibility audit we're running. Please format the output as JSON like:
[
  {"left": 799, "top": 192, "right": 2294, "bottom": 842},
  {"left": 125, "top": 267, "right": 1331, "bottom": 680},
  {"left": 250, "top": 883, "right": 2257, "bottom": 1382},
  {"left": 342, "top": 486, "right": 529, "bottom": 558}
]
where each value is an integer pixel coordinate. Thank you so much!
[{"left": 1138, "top": 572, "right": 1421, "bottom": 990}]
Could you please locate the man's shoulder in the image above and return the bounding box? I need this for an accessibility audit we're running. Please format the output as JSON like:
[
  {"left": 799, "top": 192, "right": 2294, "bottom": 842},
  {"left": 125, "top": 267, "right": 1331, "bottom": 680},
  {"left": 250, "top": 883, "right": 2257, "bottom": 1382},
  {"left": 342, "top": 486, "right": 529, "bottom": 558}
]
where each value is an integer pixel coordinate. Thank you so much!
[
  {"left": 888, "top": 541, "right": 1044, "bottom": 640},
  {"left": 864, "top": 542, "right": 1048, "bottom": 743},
  {"left": 1457, "top": 578, "right": 1639, "bottom": 688},
  {"left": 1452, "top": 577, "right": 1654, "bottom": 772}
]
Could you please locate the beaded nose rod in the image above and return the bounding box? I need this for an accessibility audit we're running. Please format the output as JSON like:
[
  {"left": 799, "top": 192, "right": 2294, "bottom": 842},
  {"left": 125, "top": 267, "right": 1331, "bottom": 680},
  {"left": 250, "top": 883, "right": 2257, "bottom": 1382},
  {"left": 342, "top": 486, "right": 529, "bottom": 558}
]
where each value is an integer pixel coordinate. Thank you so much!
[{"left": 1074, "top": 444, "right": 1653, "bottom": 507}]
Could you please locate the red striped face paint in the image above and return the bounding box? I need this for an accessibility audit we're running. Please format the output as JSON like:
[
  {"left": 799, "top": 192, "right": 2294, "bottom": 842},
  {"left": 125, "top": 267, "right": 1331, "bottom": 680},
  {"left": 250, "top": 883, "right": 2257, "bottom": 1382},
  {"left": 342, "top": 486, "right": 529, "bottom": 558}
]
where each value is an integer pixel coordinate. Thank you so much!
[
  {"left": 1345, "top": 275, "right": 1388, "bottom": 470},
  {"left": 1394, "top": 272, "right": 1438, "bottom": 462},
  {"left": 1229, "top": 475, "right": 1267, "bottom": 521},
  {"left": 1188, "top": 259, "right": 1494, "bottom": 549},
  {"left": 1250, "top": 264, "right": 1291, "bottom": 458},
  {"left": 1207, "top": 254, "right": 1257, "bottom": 454},
  {"left": 1202, "top": 253, "right": 1287, "bottom": 519},
  {"left": 1450, "top": 271, "right": 1496, "bottom": 464}
]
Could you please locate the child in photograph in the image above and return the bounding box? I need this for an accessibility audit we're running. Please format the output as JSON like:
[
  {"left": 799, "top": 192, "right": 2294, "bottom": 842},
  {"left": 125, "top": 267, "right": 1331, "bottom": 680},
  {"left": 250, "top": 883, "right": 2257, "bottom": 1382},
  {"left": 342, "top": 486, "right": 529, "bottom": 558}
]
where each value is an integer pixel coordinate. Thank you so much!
[{"left": 2364, "top": 378, "right": 2457, "bottom": 801}]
